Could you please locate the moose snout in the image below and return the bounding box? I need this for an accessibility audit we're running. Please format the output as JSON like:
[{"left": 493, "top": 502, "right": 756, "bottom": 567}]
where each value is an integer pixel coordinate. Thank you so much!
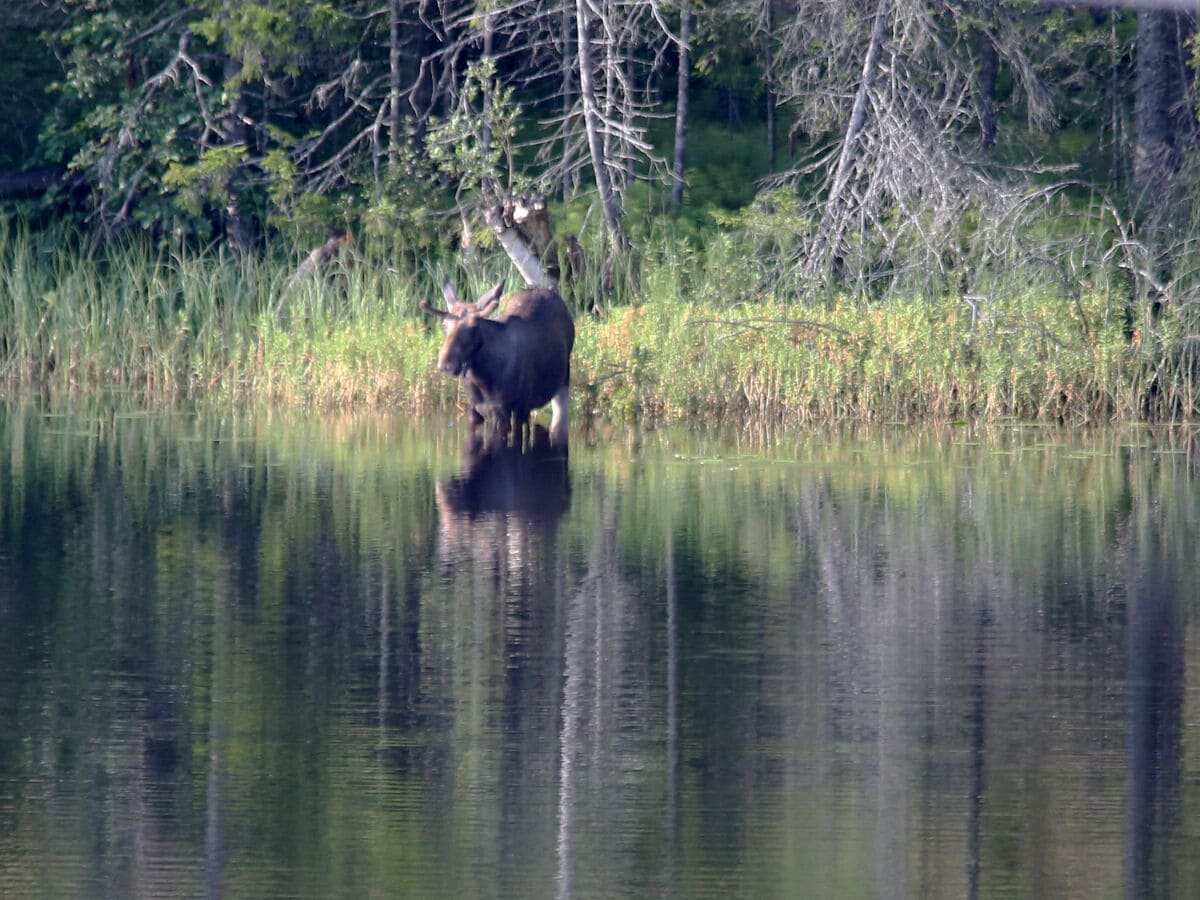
[{"left": 437, "top": 348, "right": 465, "bottom": 376}]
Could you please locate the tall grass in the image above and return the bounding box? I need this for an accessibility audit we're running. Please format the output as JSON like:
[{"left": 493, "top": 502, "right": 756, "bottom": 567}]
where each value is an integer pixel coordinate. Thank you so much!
[
  {"left": 0, "top": 224, "right": 1195, "bottom": 425},
  {"left": 0, "top": 226, "right": 458, "bottom": 414},
  {"left": 0, "top": 227, "right": 266, "bottom": 398},
  {"left": 572, "top": 289, "right": 1197, "bottom": 426}
]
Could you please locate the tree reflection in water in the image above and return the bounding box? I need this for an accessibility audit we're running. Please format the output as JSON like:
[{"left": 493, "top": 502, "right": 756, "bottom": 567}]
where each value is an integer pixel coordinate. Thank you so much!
[{"left": 2, "top": 409, "right": 1200, "bottom": 898}]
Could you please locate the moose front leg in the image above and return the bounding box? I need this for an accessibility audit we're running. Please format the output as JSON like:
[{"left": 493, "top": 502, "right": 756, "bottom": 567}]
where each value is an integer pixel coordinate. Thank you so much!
[{"left": 464, "top": 381, "right": 487, "bottom": 430}]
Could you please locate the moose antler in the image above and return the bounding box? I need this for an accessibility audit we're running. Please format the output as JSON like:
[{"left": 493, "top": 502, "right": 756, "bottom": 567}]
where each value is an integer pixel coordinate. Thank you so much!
[
  {"left": 432, "top": 279, "right": 505, "bottom": 319},
  {"left": 420, "top": 299, "right": 455, "bottom": 319},
  {"left": 420, "top": 298, "right": 499, "bottom": 319}
]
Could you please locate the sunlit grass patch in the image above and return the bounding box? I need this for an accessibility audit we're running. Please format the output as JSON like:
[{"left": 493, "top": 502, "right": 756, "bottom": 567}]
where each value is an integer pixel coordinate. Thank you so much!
[{"left": 572, "top": 281, "right": 1197, "bottom": 426}]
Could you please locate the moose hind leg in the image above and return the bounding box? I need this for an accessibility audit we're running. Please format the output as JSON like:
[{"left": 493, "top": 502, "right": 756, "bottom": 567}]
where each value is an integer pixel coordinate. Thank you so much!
[{"left": 549, "top": 385, "right": 570, "bottom": 445}]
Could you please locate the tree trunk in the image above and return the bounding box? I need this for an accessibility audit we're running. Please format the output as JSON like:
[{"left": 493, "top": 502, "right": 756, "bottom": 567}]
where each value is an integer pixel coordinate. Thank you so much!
[
  {"left": 809, "top": 0, "right": 890, "bottom": 274},
  {"left": 222, "top": 61, "right": 258, "bottom": 253},
  {"left": 561, "top": 2, "right": 577, "bottom": 200},
  {"left": 972, "top": 4, "right": 999, "bottom": 153},
  {"left": 482, "top": 9, "right": 495, "bottom": 155},
  {"left": 1133, "top": 8, "right": 1190, "bottom": 227},
  {"left": 575, "top": 0, "right": 629, "bottom": 252},
  {"left": 388, "top": 0, "right": 402, "bottom": 161},
  {"left": 670, "top": 1, "right": 691, "bottom": 210},
  {"left": 625, "top": 54, "right": 636, "bottom": 183},
  {"left": 485, "top": 205, "right": 552, "bottom": 289},
  {"left": 764, "top": 0, "right": 777, "bottom": 176}
]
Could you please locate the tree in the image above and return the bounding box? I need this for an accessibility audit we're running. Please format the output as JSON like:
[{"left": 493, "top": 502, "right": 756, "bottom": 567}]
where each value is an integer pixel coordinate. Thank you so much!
[
  {"left": 26, "top": 0, "right": 685, "bottom": 257},
  {"left": 24, "top": 0, "right": 1190, "bottom": 316},
  {"left": 41, "top": 1, "right": 200, "bottom": 235},
  {"left": 762, "top": 0, "right": 778, "bottom": 175},
  {"left": 753, "top": 0, "right": 1061, "bottom": 294},
  {"left": 427, "top": 0, "right": 675, "bottom": 271},
  {"left": 39, "top": 0, "right": 458, "bottom": 241},
  {"left": 968, "top": 1, "right": 1001, "bottom": 153}
]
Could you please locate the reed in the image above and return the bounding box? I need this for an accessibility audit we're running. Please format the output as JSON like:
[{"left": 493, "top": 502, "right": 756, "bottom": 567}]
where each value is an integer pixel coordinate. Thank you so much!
[{"left": 0, "top": 228, "right": 265, "bottom": 398}]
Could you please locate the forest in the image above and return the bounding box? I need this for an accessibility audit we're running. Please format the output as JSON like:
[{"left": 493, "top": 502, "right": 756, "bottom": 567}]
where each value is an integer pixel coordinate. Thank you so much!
[{"left": 1, "top": 1, "right": 1199, "bottom": 422}]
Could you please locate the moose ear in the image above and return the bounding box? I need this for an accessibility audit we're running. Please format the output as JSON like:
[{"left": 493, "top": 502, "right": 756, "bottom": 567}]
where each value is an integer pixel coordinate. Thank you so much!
[
  {"left": 441, "top": 277, "right": 460, "bottom": 306},
  {"left": 476, "top": 282, "right": 505, "bottom": 311}
]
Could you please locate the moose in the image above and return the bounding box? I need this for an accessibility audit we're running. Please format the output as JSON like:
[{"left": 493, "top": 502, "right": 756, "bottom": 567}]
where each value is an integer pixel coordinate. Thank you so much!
[{"left": 421, "top": 279, "right": 575, "bottom": 444}]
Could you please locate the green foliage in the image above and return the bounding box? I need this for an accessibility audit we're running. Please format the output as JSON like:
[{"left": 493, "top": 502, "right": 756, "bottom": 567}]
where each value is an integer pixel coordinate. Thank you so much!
[
  {"left": 711, "top": 186, "right": 809, "bottom": 265},
  {"left": 426, "top": 57, "right": 525, "bottom": 200},
  {"left": 0, "top": 224, "right": 255, "bottom": 396},
  {"left": 0, "top": 0, "right": 1197, "bottom": 405},
  {"left": 37, "top": 3, "right": 216, "bottom": 234},
  {"left": 162, "top": 145, "right": 249, "bottom": 216},
  {"left": 191, "top": 0, "right": 349, "bottom": 84}
]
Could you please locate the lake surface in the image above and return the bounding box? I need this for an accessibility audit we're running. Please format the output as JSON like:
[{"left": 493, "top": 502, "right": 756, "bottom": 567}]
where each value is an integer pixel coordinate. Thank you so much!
[{"left": 1, "top": 404, "right": 1199, "bottom": 899}]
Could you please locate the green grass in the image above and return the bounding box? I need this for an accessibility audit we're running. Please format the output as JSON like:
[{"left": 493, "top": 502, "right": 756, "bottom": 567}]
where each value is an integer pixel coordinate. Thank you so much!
[
  {"left": 572, "top": 288, "right": 1197, "bottom": 426},
  {"left": 0, "top": 224, "right": 1195, "bottom": 426}
]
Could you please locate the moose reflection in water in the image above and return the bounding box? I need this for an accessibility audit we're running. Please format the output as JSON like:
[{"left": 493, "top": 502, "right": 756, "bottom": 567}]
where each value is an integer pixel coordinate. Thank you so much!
[
  {"left": 435, "top": 426, "right": 571, "bottom": 571},
  {"left": 421, "top": 279, "right": 575, "bottom": 445}
]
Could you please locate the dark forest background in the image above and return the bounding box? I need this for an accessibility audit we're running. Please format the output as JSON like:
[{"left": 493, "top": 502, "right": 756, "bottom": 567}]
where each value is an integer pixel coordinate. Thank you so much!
[{"left": 0, "top": 1, "right": 1198, "bottom": 306}]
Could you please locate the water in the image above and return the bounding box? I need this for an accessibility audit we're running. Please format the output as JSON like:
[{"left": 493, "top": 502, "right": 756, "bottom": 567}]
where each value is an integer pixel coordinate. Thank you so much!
[{"left": 1, "top": 404, "right": 1198, "bottom": 899}]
